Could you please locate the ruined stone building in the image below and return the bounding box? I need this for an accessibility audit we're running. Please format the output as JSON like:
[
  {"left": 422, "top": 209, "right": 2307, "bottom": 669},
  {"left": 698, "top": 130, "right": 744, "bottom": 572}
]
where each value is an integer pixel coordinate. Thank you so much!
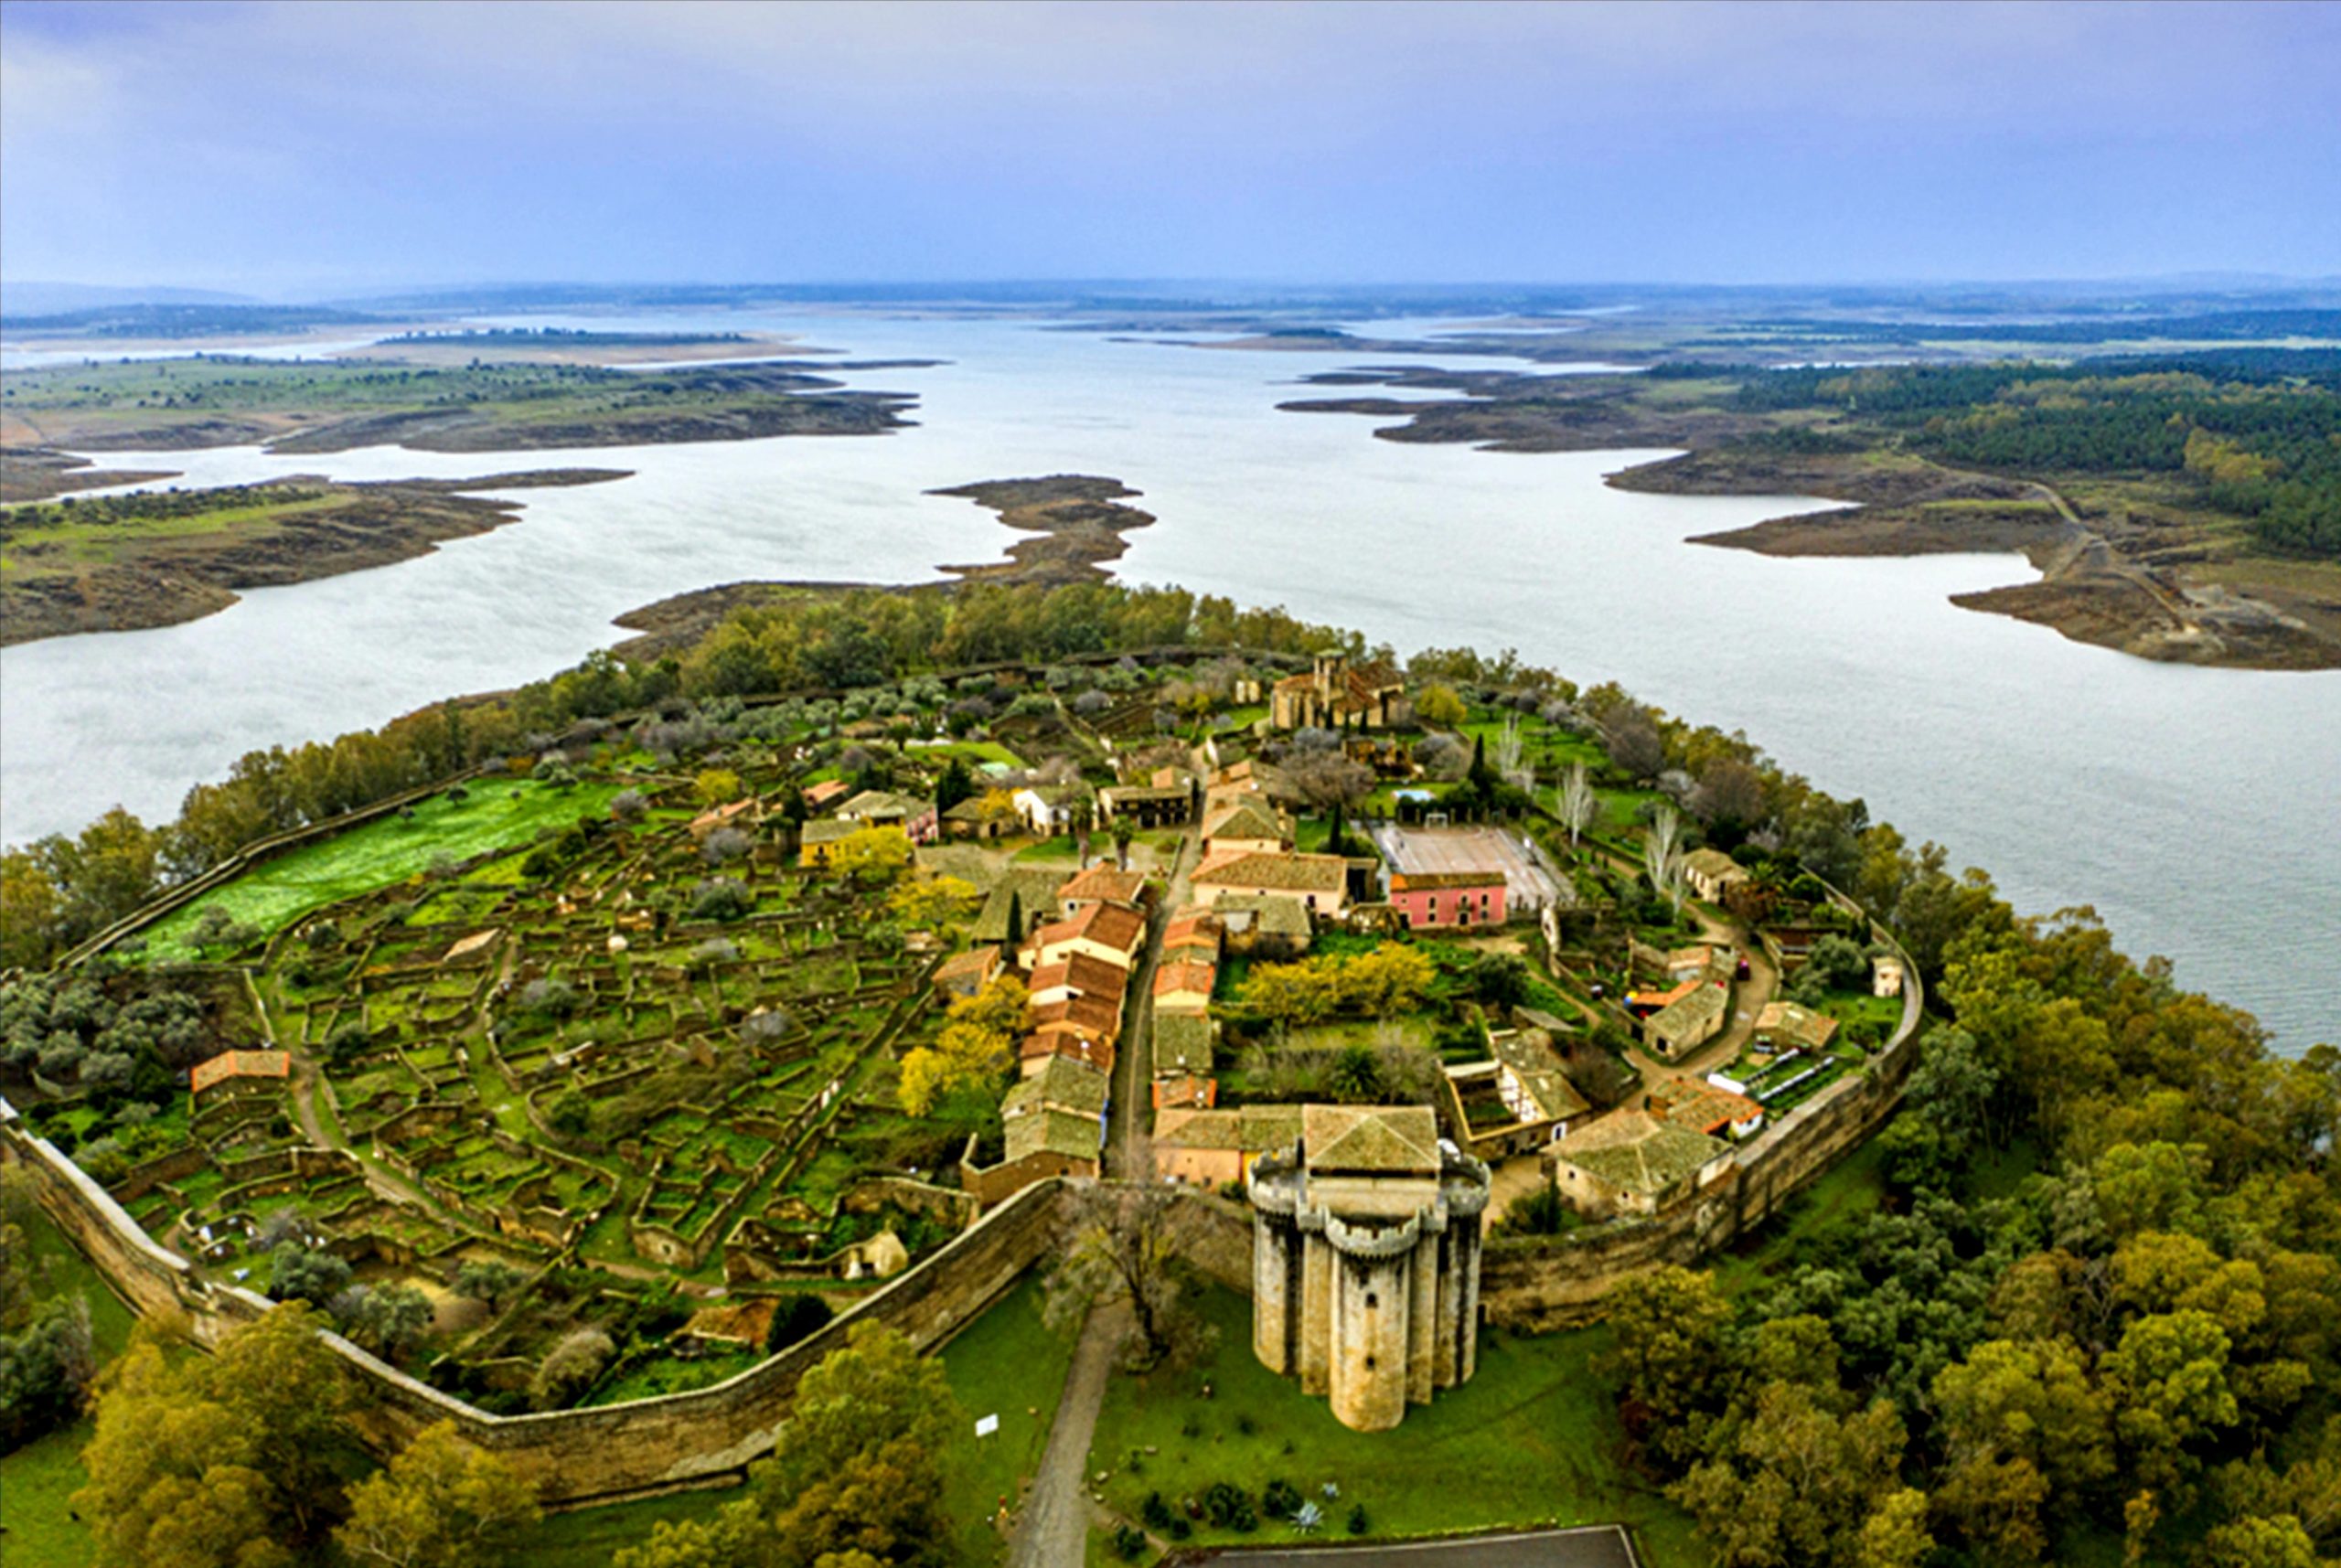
[
  {"left": 1247, "top": 1104, "right": 1491, "bottom": 1431},
  {"left": 1270, "top": 650, "right": 1409, "bottom": 731}
]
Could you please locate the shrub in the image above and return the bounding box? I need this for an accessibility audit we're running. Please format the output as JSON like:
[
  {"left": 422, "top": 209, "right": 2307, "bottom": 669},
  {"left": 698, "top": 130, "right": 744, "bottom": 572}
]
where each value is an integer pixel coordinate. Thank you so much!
[
  {"left": 611, "top": 789, "right": 648, "bottom": 823},
  {"left": 689, "top": 878, "right": 754, "bottom": 923},
  {"left": 1110, "top": 1523, "right": 1148, "bottom": 1561},
  {"left": 701, "top": 827, "right": 751, "bottom": 865},
  {"left": 517, "top": 976, "right": 581, "bottom": 1019},
  {"left": 1261, "top": 1478, "right": 1303, "bottom": 1520},
  {"left": 1142, "top": 1492, "right": 1174, "bottom": 1531},
  {"left": 531, "top": 1327, "right": 615, "bottom": 1411},
  {"left": 1347, "top": 1503, "right": 1369, "bottom": 1534},
  {"left": 1204, "top": 1479, "right": 1257, "bottom": 1531}
]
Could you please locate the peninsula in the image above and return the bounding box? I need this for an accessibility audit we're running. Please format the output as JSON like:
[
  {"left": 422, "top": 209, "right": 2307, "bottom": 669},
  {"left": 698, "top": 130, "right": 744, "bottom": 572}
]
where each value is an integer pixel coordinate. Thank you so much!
[
  {"left": 0, "top": 468, "right": 628, "bottom": 645},
  {"left": 0, "top": 355, "right": 929, "bottom": 459},
  {"left": 931, "top": 474, "right": 1157, "bottom": 584},
  {"left": 1280, "top": 354, "right": 2341, "bottom": 669}
]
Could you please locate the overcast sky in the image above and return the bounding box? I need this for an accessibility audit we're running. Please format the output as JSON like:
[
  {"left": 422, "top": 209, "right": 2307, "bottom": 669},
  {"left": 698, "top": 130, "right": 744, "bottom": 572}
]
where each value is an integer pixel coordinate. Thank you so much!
[{"left": 3, "top": 0, "right": 2336, "bottom": 293}]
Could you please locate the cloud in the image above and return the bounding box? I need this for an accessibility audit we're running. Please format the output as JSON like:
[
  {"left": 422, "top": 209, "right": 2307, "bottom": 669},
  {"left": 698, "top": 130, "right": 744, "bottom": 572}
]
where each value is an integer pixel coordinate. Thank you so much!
[{"left": 1, "top": 0, "right": 2335, "bottom": 288}]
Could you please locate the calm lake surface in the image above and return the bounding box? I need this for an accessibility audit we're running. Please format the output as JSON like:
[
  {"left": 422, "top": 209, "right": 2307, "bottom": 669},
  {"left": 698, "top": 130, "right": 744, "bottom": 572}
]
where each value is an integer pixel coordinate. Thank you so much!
[{"left": 2, "top": 313, "right": 2334, "bottom": 1051}]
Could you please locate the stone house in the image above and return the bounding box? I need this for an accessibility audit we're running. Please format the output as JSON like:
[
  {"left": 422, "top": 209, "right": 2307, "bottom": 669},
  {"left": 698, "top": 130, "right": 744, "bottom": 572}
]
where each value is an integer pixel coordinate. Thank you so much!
[
  {"left": 1872, "top": 955, "right": 1906, "bottom": 998},
  {"left": 1055, "top": 864, "right": 1150, "bottom": 920},
  {"left": 1151, "top": 1009, "right": 1217, "bottom": 1083},
  {"left": 941, "top": 795, "right": 1015, "bottom": 841},
  {"left": 1011, "top": 784, "right": 1087, "bottom": 837},
  {"left": 1270, "top": 651, "right": 1411, "bottom": 731},
  {"left": 1756, "top": 1000, "right": 1841, "bottom": 1052},
  {"left": 1151, "top": 958, "right": 1217, "bottom": 1015},
  {"left": 1026, "top": 951, "right": 1130, "bottom": 1012},
  {"left": 1548, "top": 1110, "right": 1732, "bottom": 1219},
  {"left": 1643, "top": 981, "right": 1731, "bottom": 1061},
  {"left": 189, "top": 1049, "right": 290, "bottom": 1104},
  {"left": 1647, "top": 1077, "right": 1766, "bottom": 1141},
  {"left": 1681, "top": 848, "right": 1750, "bottom": 904},
  {"left": 1201, "top": 797, "right": 1295, "bottom": 859},
  {"left": 1192, "top": 849, "right": 1350, "bottom": 920},
  {"left": 1152, "top": 1104, "right": 1305, "bottom": 1189},
  {"left": 1211, "top": 893, "right": 1315, "bottom": 958},
  {"left": 1020, "top": 901, "right": 1148, "bottom": 972},
  {"left": 1098, "top": 777, "right": 1194, "bottom": 829},
  {"left": 961, "top": 1059, "right": 1106, "bottom": 1203},
  {"left": 930, "top": 944, "right": 1001, "bottom": 1001}
]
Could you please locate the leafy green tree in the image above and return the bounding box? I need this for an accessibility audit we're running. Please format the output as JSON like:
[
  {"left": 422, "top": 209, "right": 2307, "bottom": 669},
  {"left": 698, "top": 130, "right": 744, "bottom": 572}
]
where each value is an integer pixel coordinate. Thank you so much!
[
  {"left": 2102, "top": 1309, "right": 2241, "bottom": 1495},
  {"left": 269, "top": 1243, "right": 352, "bottom": 1306},
  {"left": 454, "top": 1260, "right": 527, "bottom": 1313},
  {"left": 1672, "top": 1381, "right": 1908, "bottom": 1567},
  {"left": 335, "top": 1420, "right": 541, "bottom": 1568},
  {"left": 1599, "top": 1266, "right": 1735, "bottom": 1473}
]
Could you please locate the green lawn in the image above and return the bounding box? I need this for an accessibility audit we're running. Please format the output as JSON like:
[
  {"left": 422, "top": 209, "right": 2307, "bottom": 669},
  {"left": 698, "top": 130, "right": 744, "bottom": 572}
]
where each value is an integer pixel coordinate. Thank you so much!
[
  {"left": 140, "top": 778, "right": 621, "bottom": 958},
  {"left": 1083, "top": 1287, "right": 1701, "bottom": 1565},
  {"left": 937, "top": 1275, "right": 1081, "bottom": 1564},
  {"left": 0, "top": 1203, "right": 144, "bottom": 1568}
]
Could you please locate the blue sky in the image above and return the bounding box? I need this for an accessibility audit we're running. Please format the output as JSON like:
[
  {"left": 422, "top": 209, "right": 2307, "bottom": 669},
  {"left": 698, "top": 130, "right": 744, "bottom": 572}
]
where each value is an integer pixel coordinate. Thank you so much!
[{"left": 2, "top": 0, "right": 2336, "bottom": 293}]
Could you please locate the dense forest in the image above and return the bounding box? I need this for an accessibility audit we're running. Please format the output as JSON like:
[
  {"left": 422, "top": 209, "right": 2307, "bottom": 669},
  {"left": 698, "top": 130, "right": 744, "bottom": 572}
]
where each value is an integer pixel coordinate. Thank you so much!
[{"left": 1731, "top": 353, "right": 2341, "bottom": 560}]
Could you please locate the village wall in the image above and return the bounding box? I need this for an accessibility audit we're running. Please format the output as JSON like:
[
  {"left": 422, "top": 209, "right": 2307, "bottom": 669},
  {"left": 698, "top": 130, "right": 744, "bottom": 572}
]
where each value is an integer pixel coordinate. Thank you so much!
[
  {"left": 1479, "top": 950, "right": 1926, "bottom": 1329},
  {"left": 3, "top": 1100, "right": 1074, "bottom": 1507}
]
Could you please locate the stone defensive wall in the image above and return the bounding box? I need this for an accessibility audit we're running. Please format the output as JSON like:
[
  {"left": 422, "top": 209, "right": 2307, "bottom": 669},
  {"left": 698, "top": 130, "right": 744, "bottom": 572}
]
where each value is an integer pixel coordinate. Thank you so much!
[{"left": 1, "top": 1097, "right": 1074, "bottom": 1506}]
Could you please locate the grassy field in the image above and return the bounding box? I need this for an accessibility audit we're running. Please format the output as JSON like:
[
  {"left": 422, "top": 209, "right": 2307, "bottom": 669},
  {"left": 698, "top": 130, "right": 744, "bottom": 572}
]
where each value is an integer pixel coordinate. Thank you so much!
[
  {"left": 1082, "top": 1287, "right": 1701, "bottom": 1565},
  {"left": 140, "top": 778, "right": 621, "bottom": 958},
  {"left": 0, "top": 1204, "right": 143, "bottom": 1568}
]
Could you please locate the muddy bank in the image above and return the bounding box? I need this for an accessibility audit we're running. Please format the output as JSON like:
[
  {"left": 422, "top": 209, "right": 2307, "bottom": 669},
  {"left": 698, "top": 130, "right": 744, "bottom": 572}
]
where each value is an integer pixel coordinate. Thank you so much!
[
  {"left": 931, "top": 475, "right": 1156, "bottom": 584},
  {"left": 1, "top": 469, "right": 627, "bottom": 646},
  {"left": 0, "top": 447, "right": 180, "bottom": 504}
]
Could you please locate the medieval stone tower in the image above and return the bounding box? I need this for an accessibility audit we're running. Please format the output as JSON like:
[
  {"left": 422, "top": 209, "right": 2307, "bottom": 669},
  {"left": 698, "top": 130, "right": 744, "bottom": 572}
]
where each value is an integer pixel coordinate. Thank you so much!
[{"left": 1246, "top": 1104, "right": 1491, "bottom": 1432}]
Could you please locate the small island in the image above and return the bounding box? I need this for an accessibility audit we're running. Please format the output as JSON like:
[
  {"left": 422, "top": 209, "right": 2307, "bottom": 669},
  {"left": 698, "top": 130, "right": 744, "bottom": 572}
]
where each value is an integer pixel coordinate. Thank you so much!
[{"left": 932, "top": 474, "right": 1157, "bottom": 584}]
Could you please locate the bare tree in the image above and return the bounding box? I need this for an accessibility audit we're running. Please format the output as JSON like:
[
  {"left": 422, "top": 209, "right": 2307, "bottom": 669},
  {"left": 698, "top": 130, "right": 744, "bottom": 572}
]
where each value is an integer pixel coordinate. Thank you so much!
[
  {"left": 1558, "top": 761, "right": 1598, "bottom": 849},
  {"left": 1278, "top": 748, "right": 1374, "bottom": 812},
  {"left": 1043, "top": 1174, "right": 1214, "bottom": 1371},
  {"left": 1492, "top": 713, "right": 1533, "bottom": 792},
  {"left": 1645, "top": 803, "right": 1687, "bottom": 918}
]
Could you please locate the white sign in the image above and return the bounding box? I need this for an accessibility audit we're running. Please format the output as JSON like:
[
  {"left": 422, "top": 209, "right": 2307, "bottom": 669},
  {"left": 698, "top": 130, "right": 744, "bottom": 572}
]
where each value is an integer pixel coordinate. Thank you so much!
[{"left": 974, "top": 1413, "right": 999, "bottom": 1438}]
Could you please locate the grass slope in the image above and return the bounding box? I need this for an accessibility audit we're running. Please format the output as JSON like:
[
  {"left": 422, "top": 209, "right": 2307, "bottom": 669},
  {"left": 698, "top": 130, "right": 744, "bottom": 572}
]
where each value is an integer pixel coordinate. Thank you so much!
[{"left": 141, "top": 779, "right": 620, "bottom": 959}]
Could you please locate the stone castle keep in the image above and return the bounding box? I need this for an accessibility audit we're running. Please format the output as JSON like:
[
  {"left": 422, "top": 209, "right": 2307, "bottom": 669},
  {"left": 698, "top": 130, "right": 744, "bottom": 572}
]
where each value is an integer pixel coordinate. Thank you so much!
[{"left": 1247, "top": 1104, "right": 1491, "bottom": 1431}]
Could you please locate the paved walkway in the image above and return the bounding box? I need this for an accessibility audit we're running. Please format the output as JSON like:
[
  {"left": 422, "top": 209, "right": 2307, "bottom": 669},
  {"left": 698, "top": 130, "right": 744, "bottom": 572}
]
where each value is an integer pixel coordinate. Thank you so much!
[{"left": 1008, "top": 1301, "right": 1127, "bottom": 1568}]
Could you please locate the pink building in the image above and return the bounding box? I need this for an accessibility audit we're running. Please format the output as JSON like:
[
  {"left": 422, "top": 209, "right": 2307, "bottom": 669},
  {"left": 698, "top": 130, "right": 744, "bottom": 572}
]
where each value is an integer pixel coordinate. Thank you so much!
[{"left": 1388, "top": 871, "right": 1506, "bottom": 929}]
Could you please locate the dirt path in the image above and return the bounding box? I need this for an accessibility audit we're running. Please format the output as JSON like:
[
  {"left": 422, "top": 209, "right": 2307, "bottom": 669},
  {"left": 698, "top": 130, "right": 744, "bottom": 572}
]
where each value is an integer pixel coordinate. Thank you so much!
[{"left": 1009, "top": 1300, "right": 1128, "bottom": 1568}]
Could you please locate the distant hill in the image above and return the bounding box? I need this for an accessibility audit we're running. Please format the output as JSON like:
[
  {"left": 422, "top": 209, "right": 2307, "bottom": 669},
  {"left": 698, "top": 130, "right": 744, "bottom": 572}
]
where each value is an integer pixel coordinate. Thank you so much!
[{"left": 0, "top": 282, "right": 257, "bottom": 318}]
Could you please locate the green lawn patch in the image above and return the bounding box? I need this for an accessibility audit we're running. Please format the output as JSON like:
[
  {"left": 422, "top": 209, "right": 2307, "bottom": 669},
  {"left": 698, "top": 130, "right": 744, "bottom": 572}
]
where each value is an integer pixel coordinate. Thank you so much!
[
  {"left": 141, "top": 779, "right": 621, "bottom": 959},
  {"left": 940, "top": 1275, "right": 1080, "bottom": 1564},
  {"left": 1084, "top": 1287, "right": 1700, "bottom": 1564}
]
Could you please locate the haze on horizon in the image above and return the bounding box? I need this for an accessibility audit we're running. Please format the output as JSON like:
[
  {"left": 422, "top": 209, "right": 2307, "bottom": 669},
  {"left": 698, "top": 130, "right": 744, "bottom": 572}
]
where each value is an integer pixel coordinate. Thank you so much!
[{"left": 1, "top": 0, "right": 2337, "bottom": 297}]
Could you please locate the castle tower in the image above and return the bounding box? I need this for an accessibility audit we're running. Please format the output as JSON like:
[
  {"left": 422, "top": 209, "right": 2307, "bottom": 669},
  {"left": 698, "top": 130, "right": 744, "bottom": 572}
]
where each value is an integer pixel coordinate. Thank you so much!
[{"left": 1246, "top": 1104, "right": 1490, "bottom": 1432}]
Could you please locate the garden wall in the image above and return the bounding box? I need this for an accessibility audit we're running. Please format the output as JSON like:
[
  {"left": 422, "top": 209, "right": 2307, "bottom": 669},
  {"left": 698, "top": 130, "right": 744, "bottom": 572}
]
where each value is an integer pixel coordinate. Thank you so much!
[{"left": 3, "top": 1095, "right": 1075, "bottom": 1506}]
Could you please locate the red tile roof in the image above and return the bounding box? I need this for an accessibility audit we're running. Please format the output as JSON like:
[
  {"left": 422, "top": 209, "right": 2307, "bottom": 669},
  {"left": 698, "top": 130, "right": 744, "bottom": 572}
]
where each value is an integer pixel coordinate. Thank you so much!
[
  {"left": 189, "top": 1050, "right": 290, "bottom": 1095},
  {"left": 1027, "top": 951, "right": 1129, "bottom": 1005}
]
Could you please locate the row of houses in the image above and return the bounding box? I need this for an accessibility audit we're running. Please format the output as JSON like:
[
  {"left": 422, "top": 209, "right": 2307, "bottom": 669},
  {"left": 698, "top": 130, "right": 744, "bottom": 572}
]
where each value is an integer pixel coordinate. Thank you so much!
[{"left": 956, "top": 862, "right": 1155, "bottom": 1203}]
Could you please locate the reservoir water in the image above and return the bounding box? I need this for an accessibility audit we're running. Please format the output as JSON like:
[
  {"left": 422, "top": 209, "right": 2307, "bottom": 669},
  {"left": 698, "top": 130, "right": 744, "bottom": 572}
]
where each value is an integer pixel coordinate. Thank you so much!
[{"left": 1, "top": 313, "right": 2334, "bottom": 1051}]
